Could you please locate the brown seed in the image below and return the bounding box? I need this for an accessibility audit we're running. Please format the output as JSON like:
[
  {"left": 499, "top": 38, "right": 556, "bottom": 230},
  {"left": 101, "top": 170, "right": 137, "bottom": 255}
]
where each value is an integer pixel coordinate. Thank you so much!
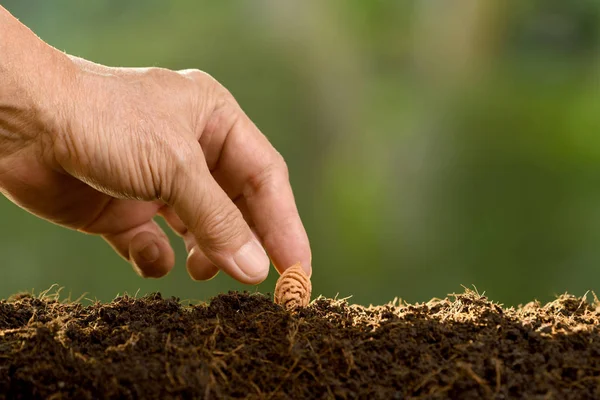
[{"left": 274, "top": 263, "right": 311, "bottom": 309}]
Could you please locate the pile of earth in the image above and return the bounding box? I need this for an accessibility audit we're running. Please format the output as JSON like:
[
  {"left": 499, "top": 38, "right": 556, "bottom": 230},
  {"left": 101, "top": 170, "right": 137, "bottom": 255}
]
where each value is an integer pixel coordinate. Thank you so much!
[{"left": 1, "top": 288, "right": 600, "bottom": 399}]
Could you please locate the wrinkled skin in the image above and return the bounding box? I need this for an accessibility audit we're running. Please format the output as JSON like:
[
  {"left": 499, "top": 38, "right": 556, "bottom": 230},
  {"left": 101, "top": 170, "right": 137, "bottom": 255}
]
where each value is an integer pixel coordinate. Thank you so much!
[{"left": 0, "top": 7, "right": 311, "bottom": 284}]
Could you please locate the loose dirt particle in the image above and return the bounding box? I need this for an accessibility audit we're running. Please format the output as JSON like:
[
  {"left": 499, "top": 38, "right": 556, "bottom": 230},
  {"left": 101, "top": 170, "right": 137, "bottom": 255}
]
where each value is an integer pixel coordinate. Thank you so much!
[
  {"left": 274, "top": 263, "right": 311, "bottom": 309},
  {"left": 2, "top": 289, "right": 600, "bottom": 399}
]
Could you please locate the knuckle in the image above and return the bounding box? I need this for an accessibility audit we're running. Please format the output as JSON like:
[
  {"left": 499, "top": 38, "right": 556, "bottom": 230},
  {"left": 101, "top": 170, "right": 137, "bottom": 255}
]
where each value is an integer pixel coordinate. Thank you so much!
[
  {"left": 177, "top": 69, "right": 232, "bottom": 127},
  {"left": 178, "top": 68, "right": 214, "bottom": 83},
  {"left": 141, "top": 66, "right": 169, "bottom": 78},
  {"left": 178, "top": 69, "right": 222, "bottom": 96},
  {"left": 178, "top": 69, "right": 235, "bottom": 101},
  {"left": 198, "top": 204, "right": 244, "bottom": 252},
  {"left": 244, "top": 154, "right": 288, "bottom": 199}
]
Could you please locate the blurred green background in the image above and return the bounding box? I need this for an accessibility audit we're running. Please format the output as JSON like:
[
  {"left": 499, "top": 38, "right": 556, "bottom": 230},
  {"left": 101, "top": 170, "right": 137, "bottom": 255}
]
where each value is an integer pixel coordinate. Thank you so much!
[{"left": 1, "top": 1, "right": 599, "bottom": 306}]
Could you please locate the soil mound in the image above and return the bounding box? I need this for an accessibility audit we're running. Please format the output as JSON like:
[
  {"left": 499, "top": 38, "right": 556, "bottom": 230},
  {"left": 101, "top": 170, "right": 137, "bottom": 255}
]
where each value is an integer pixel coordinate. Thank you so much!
[{"left": 1, "top": 289, "right": 600, "bottom": 399}]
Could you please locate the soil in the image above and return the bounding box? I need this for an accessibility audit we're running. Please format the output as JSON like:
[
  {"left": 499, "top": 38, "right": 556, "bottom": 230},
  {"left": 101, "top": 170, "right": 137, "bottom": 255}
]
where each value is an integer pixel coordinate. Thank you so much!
[{"left": 1, "top": 289, "right": 600, "bottom": 399}]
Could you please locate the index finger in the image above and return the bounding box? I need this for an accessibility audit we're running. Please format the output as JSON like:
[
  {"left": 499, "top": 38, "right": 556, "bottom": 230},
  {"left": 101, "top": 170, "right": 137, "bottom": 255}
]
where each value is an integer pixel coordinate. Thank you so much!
[{"left": 201, "top": 102, "right": 312, "bottom": 276}]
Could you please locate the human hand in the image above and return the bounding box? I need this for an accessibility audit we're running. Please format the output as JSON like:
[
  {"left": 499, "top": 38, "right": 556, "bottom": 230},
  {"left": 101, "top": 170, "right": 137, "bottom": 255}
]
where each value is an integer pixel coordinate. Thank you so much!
[{"left": 0, "top": 53, "right": 311, "bottom": 284}]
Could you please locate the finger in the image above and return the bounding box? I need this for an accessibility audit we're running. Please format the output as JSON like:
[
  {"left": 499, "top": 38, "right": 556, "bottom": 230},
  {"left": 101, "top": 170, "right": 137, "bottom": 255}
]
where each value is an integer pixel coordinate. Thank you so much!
[
  {"left": 204, "top": 107, "right": 311, "bottom": 276},
  {"left": 157, "top": 205, "right": 189, "bottom": 236},
  {"left": 81, "top": 199, "right": 175, "bottom": 278},
  {"left": 244, "top": 153, "right": 311, "bottom": 276},
  {"left": 186, "top": 246, "right": 220, "bottom": 281},
  {"left": 165, "top": 144, "right": 270, "bottom": 284},
  {"left": 158, "top": 206, "right": 220, "bottom": 281},
  {"left": 233, "top": 195, "right": 254, "bottom": 227},
  {"left": 103, "top": 219, "right": 175, "bottom": 278},
  {"left": 159, "top": 202, "right": 261, "bottom": 281}
]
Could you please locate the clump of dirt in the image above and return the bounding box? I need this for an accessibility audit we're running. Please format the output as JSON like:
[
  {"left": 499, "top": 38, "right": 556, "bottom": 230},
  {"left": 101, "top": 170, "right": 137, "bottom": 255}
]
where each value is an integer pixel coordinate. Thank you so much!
[{"left": 1, "top": 289, "right": 600, "bottom": 399}]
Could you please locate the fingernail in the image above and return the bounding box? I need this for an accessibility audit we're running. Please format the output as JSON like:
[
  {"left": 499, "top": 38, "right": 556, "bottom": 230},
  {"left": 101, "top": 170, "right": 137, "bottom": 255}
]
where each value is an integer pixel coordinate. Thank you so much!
[
  {"left": 233, "top": 239, "right": 269, "bottom": 280},
  {"left": 139, "top": 242, "right": 159, "bottom": 263}
]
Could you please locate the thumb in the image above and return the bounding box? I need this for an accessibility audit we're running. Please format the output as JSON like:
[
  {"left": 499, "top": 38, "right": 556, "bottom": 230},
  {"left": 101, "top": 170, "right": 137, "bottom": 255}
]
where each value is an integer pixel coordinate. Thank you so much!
[{"left": 165, "top": 144, "right": 270, "bottom": 284}]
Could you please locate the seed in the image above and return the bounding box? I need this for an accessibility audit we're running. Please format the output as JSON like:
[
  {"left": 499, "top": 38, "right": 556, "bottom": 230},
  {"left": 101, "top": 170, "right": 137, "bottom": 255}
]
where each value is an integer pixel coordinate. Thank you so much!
[{"left": 274, "top": 263, "right": 311, "bottom": 309}]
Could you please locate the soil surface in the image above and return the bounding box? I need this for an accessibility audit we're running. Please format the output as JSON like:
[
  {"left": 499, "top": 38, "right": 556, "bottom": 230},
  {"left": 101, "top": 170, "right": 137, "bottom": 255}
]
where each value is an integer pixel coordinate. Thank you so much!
[{"left": 1, "top": 289, "right": 600, "bottom": 399}]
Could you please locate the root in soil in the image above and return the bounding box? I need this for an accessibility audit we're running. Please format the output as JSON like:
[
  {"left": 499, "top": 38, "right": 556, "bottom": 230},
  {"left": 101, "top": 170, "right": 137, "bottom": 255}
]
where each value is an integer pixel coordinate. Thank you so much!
[{"left": 1, "top": 288, "right": 600, "bottom": 399}]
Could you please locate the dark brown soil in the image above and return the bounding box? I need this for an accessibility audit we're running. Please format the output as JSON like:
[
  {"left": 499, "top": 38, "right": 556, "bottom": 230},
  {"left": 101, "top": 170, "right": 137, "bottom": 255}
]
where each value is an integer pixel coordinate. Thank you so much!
[{"left": 1, "top": 289, "right": 600, "bottom": 399}]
